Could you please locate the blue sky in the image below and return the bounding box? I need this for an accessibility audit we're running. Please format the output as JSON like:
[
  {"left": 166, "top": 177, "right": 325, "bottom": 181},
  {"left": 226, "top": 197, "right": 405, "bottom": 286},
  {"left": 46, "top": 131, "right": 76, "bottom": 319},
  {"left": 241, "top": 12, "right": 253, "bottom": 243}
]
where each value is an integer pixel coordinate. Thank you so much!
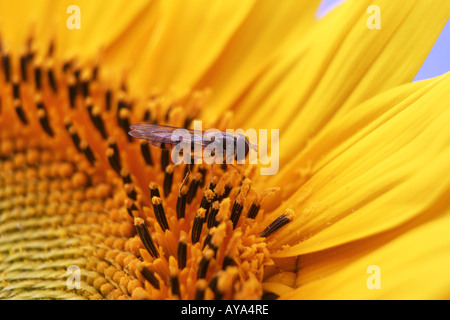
[{"left": 317, "top": 0, "right": 450, "bottom": 81}]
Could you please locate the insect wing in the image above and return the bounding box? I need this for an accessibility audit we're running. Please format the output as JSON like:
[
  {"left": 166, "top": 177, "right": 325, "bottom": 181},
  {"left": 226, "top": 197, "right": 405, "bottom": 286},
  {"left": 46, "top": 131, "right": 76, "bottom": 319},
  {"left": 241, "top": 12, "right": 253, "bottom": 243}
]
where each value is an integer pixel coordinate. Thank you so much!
[{"left": 129, "top": 123, "right": 204, "bottom": 147}]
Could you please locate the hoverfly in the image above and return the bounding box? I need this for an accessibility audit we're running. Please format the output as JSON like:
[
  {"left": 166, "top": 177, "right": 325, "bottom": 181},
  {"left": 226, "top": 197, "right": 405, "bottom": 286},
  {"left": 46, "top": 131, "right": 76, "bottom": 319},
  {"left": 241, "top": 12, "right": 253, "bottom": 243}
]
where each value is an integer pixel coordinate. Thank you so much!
[{"left": 128, "top": 123, "right": 257, "bottom": 164}]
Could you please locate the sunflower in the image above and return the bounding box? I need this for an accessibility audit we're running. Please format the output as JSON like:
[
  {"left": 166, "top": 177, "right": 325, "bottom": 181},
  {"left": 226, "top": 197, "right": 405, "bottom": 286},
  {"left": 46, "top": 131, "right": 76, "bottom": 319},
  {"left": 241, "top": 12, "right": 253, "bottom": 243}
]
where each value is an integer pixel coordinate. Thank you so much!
[{"left": 0, "top": 0, "right": 449, "bottom": 300}]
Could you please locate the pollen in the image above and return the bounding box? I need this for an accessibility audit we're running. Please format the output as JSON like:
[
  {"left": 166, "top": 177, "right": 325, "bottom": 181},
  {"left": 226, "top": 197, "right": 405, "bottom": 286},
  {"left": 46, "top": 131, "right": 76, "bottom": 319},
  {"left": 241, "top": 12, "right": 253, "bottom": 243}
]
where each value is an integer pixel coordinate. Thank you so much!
[{"left": 0, "top": 36, "right": 294, "bottom": 300}]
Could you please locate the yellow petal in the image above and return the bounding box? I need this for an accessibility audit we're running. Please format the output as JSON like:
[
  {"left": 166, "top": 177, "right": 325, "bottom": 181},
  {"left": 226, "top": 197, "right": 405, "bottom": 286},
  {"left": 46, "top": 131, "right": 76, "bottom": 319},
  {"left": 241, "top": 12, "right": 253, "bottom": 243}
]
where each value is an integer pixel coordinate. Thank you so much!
[
  {"left": 196, "top": 0, "right": 321, "bottom": 123},
  {"left": 234, "top": 0, "right": 450, "bottom": 166},
  {"left": 279, "top": 212, "right": 450, "bottom": 299},
  {"left": 0, "top": 0, "right": 150, "bottom": 61},
  {"left": 266, "top": 72, "right": 450, "bottom": 256}
]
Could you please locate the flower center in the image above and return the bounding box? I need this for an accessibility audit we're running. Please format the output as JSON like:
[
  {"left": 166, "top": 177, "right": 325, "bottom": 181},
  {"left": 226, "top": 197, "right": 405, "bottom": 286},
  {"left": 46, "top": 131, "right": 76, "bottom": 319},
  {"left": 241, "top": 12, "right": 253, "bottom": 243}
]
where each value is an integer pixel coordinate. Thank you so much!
[{"left": 0, "top": 38, "right": 293, "bottom": 300}]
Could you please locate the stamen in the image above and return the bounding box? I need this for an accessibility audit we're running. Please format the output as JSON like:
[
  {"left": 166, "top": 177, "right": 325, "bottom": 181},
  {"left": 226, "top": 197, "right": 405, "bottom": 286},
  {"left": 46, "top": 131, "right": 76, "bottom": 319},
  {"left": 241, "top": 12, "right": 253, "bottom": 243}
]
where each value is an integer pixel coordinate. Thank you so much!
[
  {"left": 177, "top": 232, "right": 187, "bottom": 269},
  {"left": 68, "top": 77, "right": 77, "bottom": 108},
  {"left": 66, "top": 123, "right": 82, "bottom": 152},
  {"left": 260, "top": 209, "right": 295, "bottom": 238},
  {"left": 37, "top": 108, "right": 54, "bottom": 137},
  {"left": 124, "top": 198, "right": 137, "bottom": 218},
  {"left": 206, "top": 201, "right": 220, "bottom": 228},
  {"left": 34, "top": 65, "right": 42, "bottom": 90},
  {"left": 105, "top": 90, "right": 112, "bottom": 111},
  {"left": 2, "top": 52, "right": 11, "bottom": 82},
  {"left": 230, "top": 202, "right": 243, "bottom": 230},
  {"left": 187, "top": 172, "right": 202, "bottom": 204},
  {"left": 120, "top": 168, "right": 132, "bottom": 185},
  {"left": 208, "top": 274, "right": 222, "bottom": 300},
  {"left": 247, "top": 203, "right": 261, "bottom": 220},
  {"left": 140, "top": 140, "right": 153, "bottom": 166},
  {"left": 119, "top": 108, "right": 133, "bottom": 142},
  {"left": 160, "top": 149, "right": 170, "bottom": 172},
  {"left": 20, "top": 55, "right": 28, "bottom": 81},
  {"left": 191, "top": 208, "right": 206, "bottom": 244},
  {"left": 13, "top": 82, "right": 20, "bottom": 100},
  {"left": 199, "top": 189, "right": 215, "bottom": 214},
  {"left": 163, "top": 164, "right": 174, "bottom": 198},
  {"left": 149, "top": 182, "right": 161, "bottom": 199},
  {"left": 79, "top": 140, "right": 96, "bottom": 165},
  {"left": 91, "top": 106, "right": 108, "bottom": 139},
  {"left": 222, "top": 255, "right": 235, "bottom": 270},
  {"left": 106, "top": 148, "right": 121, "bottom": 175},
  {"left": 81, "top": 75, "right": 90, "bottom": 98},
  {"left": 169, "top": 256, "right": 181, "bottom": 298},
  {"left": 195, "top": 280, "right": 207, "bottom": 300},
  {"left": 230, "top": 179, "right": 251, "bottom": 229},
  {"left": 134, "top": 217, "right": 159, "bottom": 258},
  {"left": 176, "top": 185, "right": 188, "bottom": 220},
  {"left": 197, "top": 248, "right": 214, "bottom": 279},
  {"left": 140, "top": 265, "right": 160, "bottom": 289},
  {"left": 151, "top": 196, "right": 170, "bottom": 232},
  {"left": 124, "top": 183, "right": 137, "bottom": 201},
  {"left": 14, "top": 100, "right": 28, "bottom": 125},
  {"left": 108, "top": 138, "right": 121, "bottom": 172},
  {"left": 47, "top": 63, "right": 57, "bottom": 93}
]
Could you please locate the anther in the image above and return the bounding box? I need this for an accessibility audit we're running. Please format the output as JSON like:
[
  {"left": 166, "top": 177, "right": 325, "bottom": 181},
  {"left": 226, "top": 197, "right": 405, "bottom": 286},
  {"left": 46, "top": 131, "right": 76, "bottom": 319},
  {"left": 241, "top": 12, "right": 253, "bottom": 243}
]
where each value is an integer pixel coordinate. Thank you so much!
[
  {"left": 68, "top": 77, "right": 77, "bottom": 108},
  {"left": 151, "top": 196, "right": 170, "bottom": 232},
  {"left": 140, "top": 140, "right": 153, "bottom": 166},
  {"left": 197, "top": 249, "right": 214, "bottom": 279},
  {"left": 149, "top": 182, "right": 161, "bottom": 199},
  {"left": 124, "top": 198, "right": 137, "bottom": 218},
  {"left": 206, "top": 201, "right": 220, "bottom": 228},
  {"left": 34, "top": 65, "right": 42, "bottom": 90},
  {"left": 106, "top": 148, "right": 121, "bottom": 175},
  {"left": 2, "top": 52, "right": 11, "bottom": 82},
  {"left": 118, "top": 108, "right": 133, "bottom": 142},
  {"left": 124, "top": 183, "right": 137, "bottom": 201},
  {"left": 222, "top": 255, "right": 235, "bottom": 270},
  {"left": 177, "top": 232, "right": 187, "bottom": 270},
  {"left": 105, "top": 90, "right": 112, "bottom": 111},
  {"left": 92, "top": 65, "right": 98, "bottom": 81},
  {"left": 79, "top": 140, "right": 96, "bottom": 166},
  {"left": 66, "top": 124, "right": 82, "bottom": 152},
  {"left": 20, "top": 55, "right": 28, "bottom": 81},
  {"left": 199, "top": 189, "right": 214, "bottom": 213},
  {"left": 187, "top": 172, "right": 202, "bottom": 204},
  {"left": 37, "top": 108, "right": 54, "bottom": 137},
  {"left": 191, "top": 208, "right": 206, "bottom": 244},
  {"left": 230, "top": 202, "right": 244, "bottom": 230},
  {"left": 176, "top": 186, "right": 188, "bottom": 220},
  {"left": 13, "top": 82, "right": 20, "bottom": 100},
  {"left": 195, "top": 280, "right": 207, "bottom": 300},
  {"left": 142, "top": 108, "right": 151, "bottom": 122},
  {"left": 163, "top": 164, "right": 174, "bottom": 198},
  {"left": 120, "top": 168, "right": 132, "bottom": 185},
  {"left": 91, "top": 106, "right": 108, "bottom": 139},
  {"left": 208, "top": 274, "right": 222, "bottom": 300},
  {"left": 140, "top": 265, "right": 160, "bottom": 289},
  {"left": 169, "top": 256, "right": 181, "bottom": 298},
  {"left": 260, "top": 209, "right": 295, "bottom": 238},
  {"left": 81, "top": 78, "right": 90, "bottom": 98},
  {"left": 230, "top": 179, "right": 251, "bottom": 229},
  {"left": 247, "top": 203, "right": 261, "bottom": 220},
  {"left": 47, "top": 66, "right": 57, "bottom": 93},
  {"left": 134, "top": 217, "right": 159, "bottom": 258},
  {"left": 14, "top": 100, "right": 28, "bottom": 125},
  {"left": 160, "top": 149, "right": 170, "bottom": 172}
]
